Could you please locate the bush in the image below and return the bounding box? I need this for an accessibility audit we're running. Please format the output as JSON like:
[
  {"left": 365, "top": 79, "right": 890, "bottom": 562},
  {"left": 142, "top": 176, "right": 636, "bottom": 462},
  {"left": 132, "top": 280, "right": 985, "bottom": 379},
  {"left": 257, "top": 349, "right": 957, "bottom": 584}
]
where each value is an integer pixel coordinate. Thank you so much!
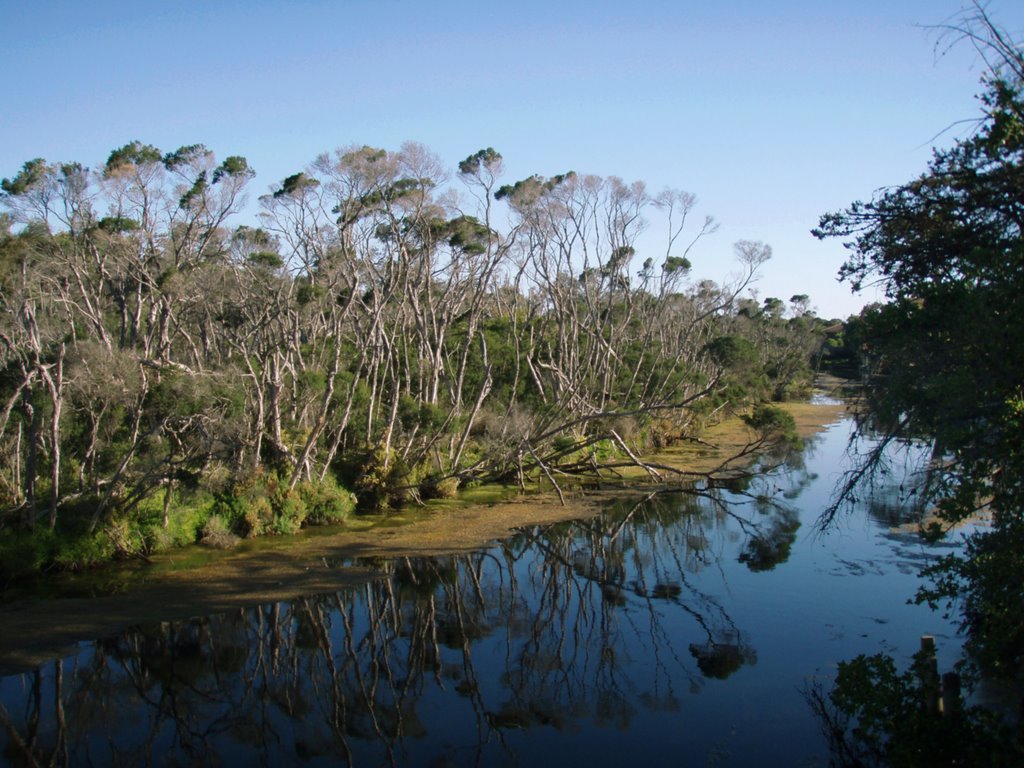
[
  {"left": 743, "top": 403, "right": 801, "bottom": 450},
  {"left": 297, "top": 475, "right": 356, "bottom": 525},
  {"left": 271, "top": 489, "right": 307, "bottom": 534},
  {"left": 199, "top": 514, "right": 240, "bottom": 549},
  {"left": 238, "top": 494, "right": 273, "bottom": 537},
  {"left": 0, "top": 527, "right": 58, "bottom": 581},
  {"left": 551, "top": 434, "right": 578, "bottom": 454},
  {"left": 136, "top": 490, "right": 216, "bottom": 552},
  {"left": 351, "top": 446, "right": 420, "bottom": 511},
  {"left": 216, "top": 470, "right": 355, "bottom": 535},
  {"left": 419, "top": 476, "right": 460, "bottom": 500},
  {"left": 0, "top": 519, "right": 129, "bottom": 581}
]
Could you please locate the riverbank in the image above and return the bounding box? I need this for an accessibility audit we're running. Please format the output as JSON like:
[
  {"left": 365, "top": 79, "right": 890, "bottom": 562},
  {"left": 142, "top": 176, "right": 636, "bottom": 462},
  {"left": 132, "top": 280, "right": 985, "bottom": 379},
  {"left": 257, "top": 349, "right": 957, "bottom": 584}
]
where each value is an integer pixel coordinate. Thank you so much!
[{"left": 0, "top": 395, "right": 848, "bottom": 676}]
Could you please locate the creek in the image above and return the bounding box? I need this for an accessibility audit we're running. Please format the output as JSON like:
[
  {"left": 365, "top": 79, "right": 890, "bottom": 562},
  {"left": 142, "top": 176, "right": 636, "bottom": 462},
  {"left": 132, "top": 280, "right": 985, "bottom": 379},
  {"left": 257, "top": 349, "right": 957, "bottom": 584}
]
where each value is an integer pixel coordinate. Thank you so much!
[{"left": 0, "top": 411, "right": 969, "bottom": 766}]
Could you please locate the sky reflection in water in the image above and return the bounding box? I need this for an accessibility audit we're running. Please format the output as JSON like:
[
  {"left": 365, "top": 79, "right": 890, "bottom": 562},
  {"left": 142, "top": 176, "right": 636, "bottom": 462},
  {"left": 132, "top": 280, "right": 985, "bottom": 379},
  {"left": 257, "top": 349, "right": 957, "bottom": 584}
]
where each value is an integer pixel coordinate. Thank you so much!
[{"left": 0, "top": 416, "right": 966, "bottom": 766}]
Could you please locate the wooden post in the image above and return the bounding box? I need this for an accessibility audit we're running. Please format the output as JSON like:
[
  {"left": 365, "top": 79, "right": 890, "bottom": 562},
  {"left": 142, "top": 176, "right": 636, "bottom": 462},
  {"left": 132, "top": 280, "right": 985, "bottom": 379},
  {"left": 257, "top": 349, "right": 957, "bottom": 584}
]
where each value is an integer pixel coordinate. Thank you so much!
[
  {"left": 920, "top": 635, "right": 940, "bottom": 714},
  {"left": 942, "top": 672, "right": 962, "bottom": 718}
]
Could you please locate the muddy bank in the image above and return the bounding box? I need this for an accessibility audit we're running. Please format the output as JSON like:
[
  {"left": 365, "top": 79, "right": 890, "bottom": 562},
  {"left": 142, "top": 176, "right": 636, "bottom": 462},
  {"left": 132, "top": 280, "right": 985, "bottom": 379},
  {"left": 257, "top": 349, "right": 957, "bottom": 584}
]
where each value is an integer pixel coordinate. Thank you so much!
[
  {"left": 0, "top": 397, "right": 847, "bottom": 676},
  {"left": 0, "top": 495, "right": 602, "bottom": 676}
]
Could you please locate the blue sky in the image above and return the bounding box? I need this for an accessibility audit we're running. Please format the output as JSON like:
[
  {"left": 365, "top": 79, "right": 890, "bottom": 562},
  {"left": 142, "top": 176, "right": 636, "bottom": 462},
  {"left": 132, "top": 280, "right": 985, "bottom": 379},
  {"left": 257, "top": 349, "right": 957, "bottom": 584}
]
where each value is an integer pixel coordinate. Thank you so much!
[{"left": 3, "top": 0, "right": 1022, "bottom": 318}]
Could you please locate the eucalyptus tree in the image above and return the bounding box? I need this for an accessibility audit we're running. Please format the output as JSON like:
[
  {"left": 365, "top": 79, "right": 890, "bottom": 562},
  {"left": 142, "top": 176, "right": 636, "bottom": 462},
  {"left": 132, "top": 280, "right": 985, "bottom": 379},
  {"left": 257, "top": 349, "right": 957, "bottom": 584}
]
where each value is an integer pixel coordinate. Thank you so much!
[
  {"left": 0, "top": 135, "right": 820, "bottom": 551},
  {"left": 0, "top": 143, "right": 255, "bottom": 531},
  {"left": 0, "top": 161, "right": 94, "bottom": 526},
  {"left": 489, "top": 171, "right": 774, "bottom": 484}
]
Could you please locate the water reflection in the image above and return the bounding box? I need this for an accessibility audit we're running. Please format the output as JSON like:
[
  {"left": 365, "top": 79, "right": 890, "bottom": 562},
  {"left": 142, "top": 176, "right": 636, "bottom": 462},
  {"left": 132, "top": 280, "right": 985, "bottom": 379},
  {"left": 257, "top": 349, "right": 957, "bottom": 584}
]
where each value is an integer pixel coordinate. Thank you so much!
[{"left": 0, "top": 419, "right": 961, "bottom": 767}]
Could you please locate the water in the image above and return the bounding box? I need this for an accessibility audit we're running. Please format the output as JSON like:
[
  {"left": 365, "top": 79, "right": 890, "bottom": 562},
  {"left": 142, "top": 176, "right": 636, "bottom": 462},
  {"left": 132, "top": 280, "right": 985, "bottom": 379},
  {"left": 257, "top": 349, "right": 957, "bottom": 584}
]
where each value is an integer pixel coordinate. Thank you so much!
[{"left": 0, "top": 416, "right": 968, "bottom": 766}]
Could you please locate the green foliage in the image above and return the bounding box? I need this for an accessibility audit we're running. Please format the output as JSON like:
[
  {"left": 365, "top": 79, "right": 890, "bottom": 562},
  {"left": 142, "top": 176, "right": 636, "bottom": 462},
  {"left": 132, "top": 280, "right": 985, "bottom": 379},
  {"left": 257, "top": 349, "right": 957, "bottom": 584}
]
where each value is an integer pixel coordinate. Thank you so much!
[
  {"left": 295, "top": 475, "right": 355, "bottom": 525},
  {"left": 297, "top": 368, "right": 327, "bottom": 394},
  {"left": 0, "top": 525, "right": 117, "bottom": 581},
  {"left": 815, "top": 651, "right": 1023, "bottom": 767},
  {"left": 274, "top": 171, "right": 319, "bottom": 198},
  {"left": 703, "top": 335, "right": 774, "bottom": 404},
  {"left": 418, "top": 476, "right": 460, "bottom": 500},
  {"left": 272, "top": 490, "right": 307, "bottom": 535},
  {"left": 97, "top": 216, "right": 140, "bottom": 233},
  {"left": 494, "top": 171, "right": 575, "bottom": 207},
  {"left": 162, "top": 143, "right": 210, "bottom": 170},
  {"left": 916, "top": 518, "right": 1024, "bottom": 681},
  {"left": 0, "top": 528, "right": 60, "bottom": 581},
  {"left": 56, "top": 528, "right": 120, "bottom": 569},
  {"left": 816, "top": 33, "right": 1024, "bottom": 684},
  {"left": 104, "top": 141, "right": 161, "bottom": 176},
  {"left": 199, "top": 514, "right": 238, "bottom": 548},
  {"left": 551, "top": 434, "right": 578, "bottom": 454},
  {"left": 213, "top": 155, "right": 253, "bottom": 183},
  {"left": 350, "top": 446, "right": 424, "bottom": 512},
  {"left": 1, "top": 158, "right": 50, "bottom": 195},
  {"left": 398, "top": 395, "right": 448, "bottom": 433},
  {"left": 209, "top": 471, "right": 354, "bottom": 537},
  {"left": 742, "top": 403, "right": 801, "bottom": 449},
  {"left": 295, "top": 279, "right": 326, "bottom": 306},
  {"left": 763, "top": 296, "right": 785, "bottom": 318},
  {"left": 177, "top": 171, "right": 208, "bottom": 209},
  {"left": 128, "top": 490, "right": 216, "bottom": 552},
  {"left": 705, "top": 335, "right": 756, "bottom": 370},
  {"left": 458, "top": 147, "right": 502, "bottom": 176},
  {"left": 443, "top": 214, "right": 492, "bottom": 255},
  {"left": 663, "top": 255, "right": 690, "bottom": 274},
  {"left": 144, "top": 370, "right": 207, "bottom": 418},
  {"left": 215, "top": 471, "right": 337, "bottom": 537}
]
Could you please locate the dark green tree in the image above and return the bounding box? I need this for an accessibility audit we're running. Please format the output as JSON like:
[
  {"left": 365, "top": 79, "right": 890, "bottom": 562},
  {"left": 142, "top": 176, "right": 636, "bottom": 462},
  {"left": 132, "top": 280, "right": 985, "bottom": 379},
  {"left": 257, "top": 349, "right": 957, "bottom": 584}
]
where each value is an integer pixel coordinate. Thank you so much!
[{"left": 814, "top": 0, "right": 1024, "bottom": 698}]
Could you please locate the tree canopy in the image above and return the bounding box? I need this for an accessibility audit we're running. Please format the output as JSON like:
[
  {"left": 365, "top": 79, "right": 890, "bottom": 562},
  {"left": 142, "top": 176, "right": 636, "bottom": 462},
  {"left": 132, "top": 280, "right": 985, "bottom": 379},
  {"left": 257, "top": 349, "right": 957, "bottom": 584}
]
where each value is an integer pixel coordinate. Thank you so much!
[
  {"left": 0, "top": 139, "right": 827, "bottom": 576},
  {"left": 813, "top": 6, "right": 1024, "bottom": 757}
]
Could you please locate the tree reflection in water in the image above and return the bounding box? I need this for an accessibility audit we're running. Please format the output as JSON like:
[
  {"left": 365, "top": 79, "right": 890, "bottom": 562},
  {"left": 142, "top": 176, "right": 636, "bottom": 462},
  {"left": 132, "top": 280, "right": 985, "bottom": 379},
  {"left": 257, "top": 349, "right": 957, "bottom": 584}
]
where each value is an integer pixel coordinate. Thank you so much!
[{"left": 0, "top": 479, "right": 807, "bottom": 766}]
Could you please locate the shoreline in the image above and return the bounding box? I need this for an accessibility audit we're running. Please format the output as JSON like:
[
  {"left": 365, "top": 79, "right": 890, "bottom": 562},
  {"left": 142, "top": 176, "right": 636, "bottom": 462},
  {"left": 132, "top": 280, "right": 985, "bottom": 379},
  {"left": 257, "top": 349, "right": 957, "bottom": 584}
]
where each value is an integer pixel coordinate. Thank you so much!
[{"left": 0, "top": 396, "right": 848, "bottom": 677}]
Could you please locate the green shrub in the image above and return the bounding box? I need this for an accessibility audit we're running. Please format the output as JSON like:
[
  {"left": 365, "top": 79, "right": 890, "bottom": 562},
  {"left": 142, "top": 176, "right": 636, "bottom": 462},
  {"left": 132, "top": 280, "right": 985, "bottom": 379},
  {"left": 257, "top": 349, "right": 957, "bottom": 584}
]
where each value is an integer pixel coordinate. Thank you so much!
[
  {"left": 240, "top": 495, "right": 273, "bottom": 537},
  {"left": 136, "top": 490, "right": 216, "bottom": 552},
  {"left": 215, "top": 470, "right": 356, "bottom": 535},
  {"left": 54, "top": 527, "right": 119, "bottom": 569},
  {"left": 551, "top": 434, "right": 578, "bottom": 454},
  {"left": 352, "top": 446, "right": 416, "bottom": 511},
  {"left": 0, "top": 528, "right": 58, "bottom": 581},
  {"left": 419, "top": 476, "right": 460, "bottom": 500},
  {"left": 743, "top": 403, "right": 801, "bottom": 449},
  {"left": 272, "top": 488, "right": 307, "bottom": 534},
  {"left": 297, "top": 475, "right": 356, "bottom": 525}
]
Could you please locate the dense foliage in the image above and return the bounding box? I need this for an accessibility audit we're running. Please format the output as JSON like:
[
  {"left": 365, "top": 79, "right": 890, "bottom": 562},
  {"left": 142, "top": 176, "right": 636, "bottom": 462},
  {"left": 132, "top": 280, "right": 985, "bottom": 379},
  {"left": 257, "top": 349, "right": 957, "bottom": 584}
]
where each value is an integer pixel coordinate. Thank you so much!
[
  {"left": 0, "top": 142, "right": 825, "bottom": 575},
  {"left": 808, "top": 650, "right": 1022, "bottom": 767},
  {"left": 816, "top": 34, "right": 1024, "bottom": 679},
  {"left": 813, "top": 6, "right": 1024, "bottom": 762}
]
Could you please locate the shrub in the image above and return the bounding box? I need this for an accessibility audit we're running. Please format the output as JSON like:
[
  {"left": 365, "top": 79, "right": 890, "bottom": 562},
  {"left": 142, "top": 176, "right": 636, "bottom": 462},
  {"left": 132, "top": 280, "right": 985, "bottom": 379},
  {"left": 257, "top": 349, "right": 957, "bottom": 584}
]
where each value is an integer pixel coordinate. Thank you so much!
[
  {"left": 272, "top": 489, "right": 307, "bottom": 534},
  {"left": 52, "top": 527, "right": 119, "bottom": 571},
  {"left": 419, "top": 476, "right": 460, "bottom": 500},
  {"left": 0, "top": 528, "right": 58, "bottom": 581},
  {"left": 137, "top": 490, "right": 216, "bottom": 552},
  {"left": 240, "top": 495, "right": 274, "bottom": 537},
  {"left": 200, "top": 514, "right": 240, "bottom": 549},
  {"left": 743, "top": 403, "right": 801, "bottom": 450},
  {"left": 216, "top": 470, "right": 356, "bottom": 534},
  {"left": 297, "top": 476, "right": 356, "bottom": 525},
  {"left": 352, "top": 446, "right": 419, "bottom": 511}
]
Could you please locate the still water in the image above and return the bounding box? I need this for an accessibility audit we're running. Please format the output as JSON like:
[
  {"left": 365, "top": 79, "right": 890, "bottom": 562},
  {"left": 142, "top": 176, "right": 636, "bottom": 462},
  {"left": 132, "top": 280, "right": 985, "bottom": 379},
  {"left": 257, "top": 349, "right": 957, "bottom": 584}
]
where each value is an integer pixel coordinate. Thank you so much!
[{"left": 0, "top": 415, "right": 966, "bottom": 766}]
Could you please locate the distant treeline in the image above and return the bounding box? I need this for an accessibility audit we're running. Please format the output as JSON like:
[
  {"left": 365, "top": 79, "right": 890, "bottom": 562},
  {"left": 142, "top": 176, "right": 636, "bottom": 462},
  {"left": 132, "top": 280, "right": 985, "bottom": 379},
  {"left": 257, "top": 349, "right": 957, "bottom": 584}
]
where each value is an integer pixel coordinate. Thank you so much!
[{"left": 0, "top": 142, "right": 828, "bottom": 572}]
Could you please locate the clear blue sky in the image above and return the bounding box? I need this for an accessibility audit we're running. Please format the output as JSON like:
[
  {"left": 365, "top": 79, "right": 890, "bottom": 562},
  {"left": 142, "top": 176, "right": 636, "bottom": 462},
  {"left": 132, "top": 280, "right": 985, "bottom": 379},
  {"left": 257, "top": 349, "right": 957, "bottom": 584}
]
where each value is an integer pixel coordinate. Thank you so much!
[{"left": 3, "top": 0, "right": 1022, "bottom": 318}]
